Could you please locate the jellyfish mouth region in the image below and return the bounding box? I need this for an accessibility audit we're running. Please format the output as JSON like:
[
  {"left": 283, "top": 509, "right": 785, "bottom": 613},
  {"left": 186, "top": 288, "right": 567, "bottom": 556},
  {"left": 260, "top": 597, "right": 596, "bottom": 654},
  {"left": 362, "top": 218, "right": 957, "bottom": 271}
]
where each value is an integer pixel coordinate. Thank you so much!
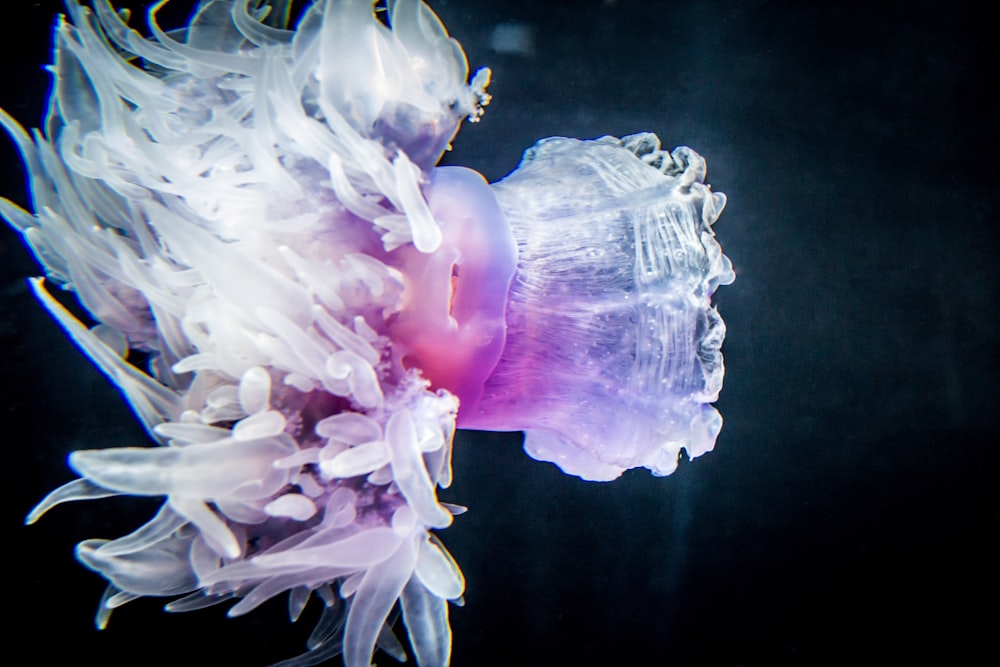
[
  {"left": 389, "top": 166, "right": 517, "bottom": 418},
  {"left": 458, "top": 133, "right": 736, "bottom": 481}
]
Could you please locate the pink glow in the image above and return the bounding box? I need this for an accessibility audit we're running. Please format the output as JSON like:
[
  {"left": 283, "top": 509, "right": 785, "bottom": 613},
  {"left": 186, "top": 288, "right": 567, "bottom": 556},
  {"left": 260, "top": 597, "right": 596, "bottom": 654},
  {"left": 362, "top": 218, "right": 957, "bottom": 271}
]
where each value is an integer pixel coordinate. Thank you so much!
[{"left": 390, "top": 166, "right": 517, "bottom": 418}]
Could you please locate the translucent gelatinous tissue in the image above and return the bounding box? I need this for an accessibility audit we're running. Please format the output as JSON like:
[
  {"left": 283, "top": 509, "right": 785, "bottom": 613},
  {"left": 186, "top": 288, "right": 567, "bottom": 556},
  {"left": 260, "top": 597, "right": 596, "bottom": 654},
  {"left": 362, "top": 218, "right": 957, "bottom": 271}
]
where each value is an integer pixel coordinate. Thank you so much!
[
  {"left": 1, "top": 1, "right": 733, "bottom": 666},
  {"left": 466, "top": 135, "right": 735, "bottom": 481}
]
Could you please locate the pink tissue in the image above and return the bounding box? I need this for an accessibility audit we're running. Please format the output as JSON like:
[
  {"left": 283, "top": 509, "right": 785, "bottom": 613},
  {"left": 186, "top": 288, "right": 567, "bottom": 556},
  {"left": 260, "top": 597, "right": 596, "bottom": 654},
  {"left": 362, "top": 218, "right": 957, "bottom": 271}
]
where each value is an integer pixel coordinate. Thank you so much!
[{"left": 390, "top": 166, "right": 517, "bottom": 418}]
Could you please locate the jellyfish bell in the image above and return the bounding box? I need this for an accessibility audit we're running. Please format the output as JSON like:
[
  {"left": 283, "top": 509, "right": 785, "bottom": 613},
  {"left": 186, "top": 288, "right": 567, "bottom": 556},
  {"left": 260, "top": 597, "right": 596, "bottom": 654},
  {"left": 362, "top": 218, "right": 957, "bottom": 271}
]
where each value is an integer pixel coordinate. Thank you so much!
[
  {"left": 2, "top": 1, "right": 733, "bottom": 666},
  {"left": 415, "top": 135, "right": 734, "bottom": 481}
]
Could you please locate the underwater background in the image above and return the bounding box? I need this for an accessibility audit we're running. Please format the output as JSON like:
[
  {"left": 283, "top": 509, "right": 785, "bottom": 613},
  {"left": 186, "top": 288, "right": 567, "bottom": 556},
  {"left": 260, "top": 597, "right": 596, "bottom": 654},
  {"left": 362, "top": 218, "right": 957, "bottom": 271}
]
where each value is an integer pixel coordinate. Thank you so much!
[{"left": 1, "top": 1, "right": 996, "bottom": 665}]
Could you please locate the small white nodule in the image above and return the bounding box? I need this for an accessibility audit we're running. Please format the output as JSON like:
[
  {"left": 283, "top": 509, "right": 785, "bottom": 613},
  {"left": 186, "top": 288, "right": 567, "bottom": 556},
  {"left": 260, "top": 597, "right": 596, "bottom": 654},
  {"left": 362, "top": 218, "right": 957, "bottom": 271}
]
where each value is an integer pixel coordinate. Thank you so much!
[{"left": 264, "top": 493, "right": 318, "bottom": 521}]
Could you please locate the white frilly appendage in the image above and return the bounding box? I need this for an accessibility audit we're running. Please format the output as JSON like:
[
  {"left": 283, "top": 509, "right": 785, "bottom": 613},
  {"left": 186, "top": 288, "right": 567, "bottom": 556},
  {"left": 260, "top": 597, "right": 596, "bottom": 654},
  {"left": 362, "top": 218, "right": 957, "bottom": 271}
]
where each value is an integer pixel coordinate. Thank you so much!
[{"left": 2, "top": 1, "right": 487, "bottom": 666}]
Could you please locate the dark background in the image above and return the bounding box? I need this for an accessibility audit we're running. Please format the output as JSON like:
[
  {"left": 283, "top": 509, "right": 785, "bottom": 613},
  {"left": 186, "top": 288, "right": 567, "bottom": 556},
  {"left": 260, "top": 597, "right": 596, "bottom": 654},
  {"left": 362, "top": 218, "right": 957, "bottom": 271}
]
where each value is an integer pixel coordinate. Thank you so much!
[{"left": 1, "top": 1, "right": 997, "bottom": 665}]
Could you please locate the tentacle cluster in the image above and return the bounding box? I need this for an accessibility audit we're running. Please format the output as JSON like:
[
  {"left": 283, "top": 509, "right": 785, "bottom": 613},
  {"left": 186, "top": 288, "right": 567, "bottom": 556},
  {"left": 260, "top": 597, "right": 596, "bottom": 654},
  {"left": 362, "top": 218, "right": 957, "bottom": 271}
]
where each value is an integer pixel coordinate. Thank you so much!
[{"left": 2, "top": 1, "right": 489, "bottom": 665}]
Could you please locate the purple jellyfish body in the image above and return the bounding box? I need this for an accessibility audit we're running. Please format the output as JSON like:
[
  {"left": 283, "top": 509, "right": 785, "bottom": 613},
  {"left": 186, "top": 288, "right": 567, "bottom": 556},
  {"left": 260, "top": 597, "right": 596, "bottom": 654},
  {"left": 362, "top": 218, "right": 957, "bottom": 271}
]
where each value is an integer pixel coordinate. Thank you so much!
[{"left": 0, "top": 2, "right": 733, "bottom": 666}]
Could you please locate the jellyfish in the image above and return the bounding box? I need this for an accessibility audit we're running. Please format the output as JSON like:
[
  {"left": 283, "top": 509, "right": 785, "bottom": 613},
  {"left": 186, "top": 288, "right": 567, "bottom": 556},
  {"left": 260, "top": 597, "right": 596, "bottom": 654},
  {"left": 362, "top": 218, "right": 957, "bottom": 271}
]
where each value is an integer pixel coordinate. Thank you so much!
[{"left": 0, "top": 2, "right": 734, "bottom": 666}]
